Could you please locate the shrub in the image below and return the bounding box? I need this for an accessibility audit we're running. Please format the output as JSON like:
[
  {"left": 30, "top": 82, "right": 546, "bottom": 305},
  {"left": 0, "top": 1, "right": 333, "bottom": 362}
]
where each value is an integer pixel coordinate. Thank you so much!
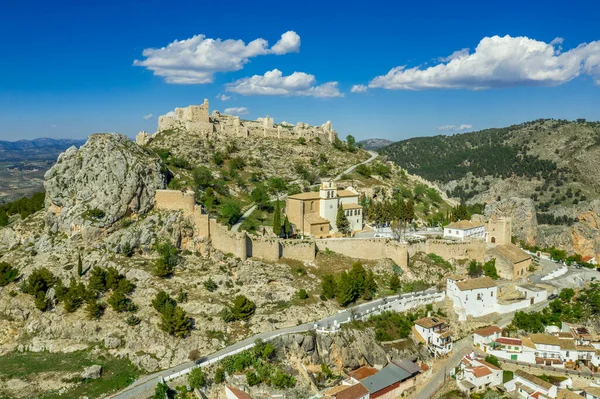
[
  {"left": 246, "top": 371, "right": 260, "bottom": 386},
  {"left": 297, "top": 289, "right": 309, "bottom": 300},
  {"left": 88, "top": 266, "right": 108, "bottom": 293},
  {"left": 0, "top": 262, "right": 18, "bottom": 287},
  {"left": 126, "top": 315, "right": 141, "bottom": 326},
  {"left": 222, "top": 295, "right": 256, "bottom": 322},
  {"left": 159, "top": 302, "right": 192, "bottom": 338},
  {"left": 219, "top": 199, "right": 242, "bottom": 226},
  {"left": 214, "top": 368, "right": 226, "bottom": 384},
  {"left": 298, "top": 137, "right": 306, "bottom": 145},
  {"left": 153, "top": 241, "right": 179, "bottom": 278},
  {"left": 24, "top": 268, "right": 55, "bottom": 300},
  {"left": 188, "top": 367, "right": 206, "bottom": 389},
  {"left": 152, "top": 291, "right": 176, "bottom": 313},
  {"left": 153, "top": 382, "right": 169, "bottom": 399},
  {"left": 86, "top": 299, "right": 105, "bottom": 320},
  {"left": 203, "top": 278, "right": 218, "bottom": 292},
  {"left": 485, "top": 354, "right": 501, "bottom": 368}
]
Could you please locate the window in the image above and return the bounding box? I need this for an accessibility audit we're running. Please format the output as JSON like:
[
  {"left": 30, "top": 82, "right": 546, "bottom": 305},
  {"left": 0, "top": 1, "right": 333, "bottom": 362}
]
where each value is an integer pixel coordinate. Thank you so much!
[
  {"left": 320, "top": 226, "right": 324, "bottom": 232},
  {"left": 310, "top": 201, "right": 314, "bottom": 211},
  {"left": 477, "top": 293, "right": 482, "bottom": 300},
  {"left": 491, "top": 291, "right": 494, "bottom": 297}
]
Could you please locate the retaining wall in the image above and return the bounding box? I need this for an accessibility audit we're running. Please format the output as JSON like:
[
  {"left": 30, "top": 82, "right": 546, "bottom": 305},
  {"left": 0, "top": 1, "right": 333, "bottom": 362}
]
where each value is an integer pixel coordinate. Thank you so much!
[
  {"left": 410, "top": 239, "right": 486, "bottom": 261},
  {"left": 154, "top": 190, "right": 195, "bottom": 216},
  {"left": 280, "top": 240, "right": 316, "bottom": 262},
  {"left": 249, "top": 237, "right": 280, "bottom": 261},
  {"left": 315, "top": 238, "right": 409, "bottom": 269}
]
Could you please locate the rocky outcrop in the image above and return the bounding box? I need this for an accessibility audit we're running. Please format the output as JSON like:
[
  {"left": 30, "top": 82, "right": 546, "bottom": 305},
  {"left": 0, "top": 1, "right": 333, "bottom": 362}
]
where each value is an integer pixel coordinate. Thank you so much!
[
  {"left": 81, "top": 365, "right": 102, "bottom": 380},
  {"left": 279, "top": 329, "right": 424, "bottom": 374},
  {"left": 485, "top": 197, "right": 538, "bottom": 245},
  {"left": 44, "top": 134, "right": 166, "bottom": 234}
]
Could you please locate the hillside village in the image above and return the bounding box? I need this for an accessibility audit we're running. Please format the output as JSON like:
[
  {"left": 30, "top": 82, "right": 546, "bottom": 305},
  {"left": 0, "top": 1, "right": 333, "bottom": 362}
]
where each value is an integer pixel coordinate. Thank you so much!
[{"left": 0, "top": 103, "right": 600, "bottom": 399}]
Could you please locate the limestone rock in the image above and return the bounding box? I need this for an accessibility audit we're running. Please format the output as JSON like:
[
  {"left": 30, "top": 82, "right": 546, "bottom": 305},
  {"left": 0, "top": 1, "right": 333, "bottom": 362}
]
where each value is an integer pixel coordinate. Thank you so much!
[
  {"left": 485, "top": 197, "right": 537, "bottom": 245},
  {"left": 0, "top": 228, "right": 20, "bottom": 251},
  {"left": 136, "top": 131, "right": 153, "bottom": 146},
  {"left": 104, "top": 336, "right": 122, "bottom": 349},
  {"left": 81, "top": 365, "right": 102, "bottom": 380},
  {"left": 44, "top": 134, "right": 166, "bottom": 234}
]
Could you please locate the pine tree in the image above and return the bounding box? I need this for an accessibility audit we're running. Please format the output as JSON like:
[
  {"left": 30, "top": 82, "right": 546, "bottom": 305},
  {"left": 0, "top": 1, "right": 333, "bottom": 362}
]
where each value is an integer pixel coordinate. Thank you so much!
[
  {"left": 336, "top": 206, "right": 350, "bottom": 235},
  {"left": 389, "top": 273, "right": 401, "bottom": 292},
  {"left": 336, "top": 271, "right": 356, "bottom": 307},
  {"left": 77, "top": 253, "right": 83, "bottom": 277},
  {"left": 273, "top": 200, "right": 282, "bottom": 237},
  {"left": 321, "top": 275, "right": 337, "bottom": 299}
]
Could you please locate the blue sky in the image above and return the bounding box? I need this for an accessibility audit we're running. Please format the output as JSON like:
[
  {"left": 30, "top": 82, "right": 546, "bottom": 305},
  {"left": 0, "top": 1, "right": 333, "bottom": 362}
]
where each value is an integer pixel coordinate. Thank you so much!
[{"left": 1, "top": 0, "right": 600, "bottom": 141}]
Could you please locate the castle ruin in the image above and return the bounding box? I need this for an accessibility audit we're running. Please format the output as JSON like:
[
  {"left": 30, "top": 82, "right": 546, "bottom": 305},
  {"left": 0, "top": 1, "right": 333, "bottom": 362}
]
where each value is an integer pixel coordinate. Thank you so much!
[{"left": 155, "top": 99, "right": 337, "bottom": 143}]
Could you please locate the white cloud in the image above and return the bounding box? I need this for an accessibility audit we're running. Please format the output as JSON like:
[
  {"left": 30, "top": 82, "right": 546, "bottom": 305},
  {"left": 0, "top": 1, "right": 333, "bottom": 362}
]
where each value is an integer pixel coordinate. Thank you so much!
[
  {"left": 224, "top": 107, "right": 249, "bottom": 116},
  {"left": 271, "top": 31, "right": 301, "bottom": 55},
  {"left": 351, "top": 84, "right": 368, "bottom": 93},
  {"left": 438, "top": 48, "right": 469, "bottom": 62},
  {"left": 437, "top": 124, "right": 473, "bottom": 131},
  {"left": 368, "top": 35, "right": 600, "bottom": 90},
  {"left": 217, "top": 94, "right": 230, "bottom": 101},
  {"left": 143, "top": 113, "right": 154, "bottom": 120},
  {"left": 133, "top": 31, "right": 301, "bottom": 84},
  {"left": 226, "top": 69, "right": 343, "bottom": 98}
]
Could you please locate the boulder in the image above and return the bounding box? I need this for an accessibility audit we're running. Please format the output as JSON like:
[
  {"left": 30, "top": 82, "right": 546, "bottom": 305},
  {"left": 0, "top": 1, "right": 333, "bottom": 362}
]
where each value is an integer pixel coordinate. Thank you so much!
[
  {"left": 136, "top": 131, "right": 153, "bottom": 146},
  {"left": 44, "top": 134, "right": 166, "bottom": 234},
  {"left": 104, "top": 336, "right": 122, "bottom": 349},
  {"left": 81, "top": 365, "right": 102, "bottom": 380}
]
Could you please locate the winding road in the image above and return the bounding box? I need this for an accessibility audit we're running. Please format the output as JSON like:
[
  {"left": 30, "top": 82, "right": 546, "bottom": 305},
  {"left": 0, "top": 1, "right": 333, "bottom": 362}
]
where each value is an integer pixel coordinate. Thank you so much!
[
  {"left": 231, "top": 150, "right": 378, "bottom": 232},
  {"left": 108, "top": 286, "right": 407, "bottom": 399}
]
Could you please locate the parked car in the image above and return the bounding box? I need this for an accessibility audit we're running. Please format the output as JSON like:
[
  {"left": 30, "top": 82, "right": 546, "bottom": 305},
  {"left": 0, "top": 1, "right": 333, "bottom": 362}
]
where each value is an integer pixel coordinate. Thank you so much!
[{"left": 548, "top": 294, "right": 558, "bottom": 300}]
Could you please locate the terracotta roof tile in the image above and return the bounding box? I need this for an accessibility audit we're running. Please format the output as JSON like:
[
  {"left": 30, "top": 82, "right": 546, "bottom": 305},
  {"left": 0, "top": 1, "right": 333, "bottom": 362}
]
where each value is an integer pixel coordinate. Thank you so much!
[
  {"left": 337, "top": 189, "right": 359, "bottom": 198},
  {"left": 330, "top": 383, "right": 369, "bottom": 399},
  {"left": 446, "top": 220, "right": 484, "bottom": 230},
  {"left": 349, "top": 366, "right": 378, "bottom": 381},
  {"left": 455, "top": 276, "right": 497, "bottom": 291},
  {"left": 414, "top": 316, "right": 446, "bottom": 329},
  {"left": 226, "top": 386, "right": 252, "bottom": 399},
  {"left": 514, "top": 369, "right": 553, "bottom": 390},
  {"left": 530, "top": 334, "right": 560, "bottom": 346},
  {"left": 474, "top": 326, "right": 502, "bottom": 337},
  {"left": 470, "top": 366, "right": 492, "bottom": 378},
  {"left": 304, "top": 213, "right": 330, "bottom": 225},
  {"left": 495, "top": 244, "right": 532, "bottom": 263},
  {"left": 496, "top": 337, "right": 522, "bottom": 345},
  {"left": 341, "top": 203, "right": 362, "bottom": 210},
  {"left": 288, "top": 192, "right": 320, "bottom": 200}
]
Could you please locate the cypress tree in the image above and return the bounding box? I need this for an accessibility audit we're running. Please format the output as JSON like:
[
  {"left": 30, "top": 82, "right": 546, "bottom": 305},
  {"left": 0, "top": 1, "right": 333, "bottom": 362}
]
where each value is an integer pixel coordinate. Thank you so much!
[
  {"left": 77, "top": 253, "right": 83, "bottom": 277},
  {"left": 336, "top": 206, "right": 350, "bottom": 235},
  {"left": 273, "top": 200, "right": 282, "bottom": 237},
  {"left": 283, "top": 216, "right": 291, "bottom": 238}
]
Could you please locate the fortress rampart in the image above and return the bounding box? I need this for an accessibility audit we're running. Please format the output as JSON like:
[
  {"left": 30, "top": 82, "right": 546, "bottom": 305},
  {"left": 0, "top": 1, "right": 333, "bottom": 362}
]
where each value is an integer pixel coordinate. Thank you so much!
[{"left": 153, "top": 190, "right": 483, "bottom": 269}]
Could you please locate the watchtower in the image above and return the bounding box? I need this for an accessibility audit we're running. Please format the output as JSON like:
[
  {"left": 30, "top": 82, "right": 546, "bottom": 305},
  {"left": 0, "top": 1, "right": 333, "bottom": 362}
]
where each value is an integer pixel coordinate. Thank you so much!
[{"left": 487, "top": 216, "right": 511, "bottom": 245}]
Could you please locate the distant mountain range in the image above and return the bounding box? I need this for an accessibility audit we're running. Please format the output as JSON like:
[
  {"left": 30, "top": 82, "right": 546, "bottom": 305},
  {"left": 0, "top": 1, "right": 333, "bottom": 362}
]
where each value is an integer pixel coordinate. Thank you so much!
[
  {"left": 358, "top": 138, "right": 394, "bottom": 151},
  {"left": 0, "top": 138, "right": 86, "bottom": 161}
]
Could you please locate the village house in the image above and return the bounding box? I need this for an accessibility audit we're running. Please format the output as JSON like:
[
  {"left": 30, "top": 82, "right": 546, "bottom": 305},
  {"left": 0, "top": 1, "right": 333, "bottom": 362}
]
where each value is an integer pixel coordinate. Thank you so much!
[
  {"left": 322, "top": 383, "right": 370, "bottom": 399},
  {"left": 526, "top": 334, "right": 563, "bottom": 366},
  {"left": 493, "top": 337, "right": 523, "bottom": 354},
  {"left": 446, "top": 275, "right": 498, "bottom": 320},
  {"left": 473, "top": 326, "right": 503, "bottom": 348},
  {"left": 582, "top": 256, "right": 597, "bottom": 265},
  {"left": 286, "top": 181, "right": 363, "bottom": 237},
  {"left": 443, "top": 220, "right": 487, "bottom": 241},
  {"left": 226, "top": 386, "right": 252, "bottom": 399},
  {"left": 487, "top": 244, "right": 533, "bottom": 280},
  {"left": 412, "top": 316, "right": 453, "bottom": 356},
  {"left": 456, "top": 355, "right": 503, "bottom": 394},
  {"left": 359, "top": 360, "right": 421, "bottom": 399},
  {"left": 583, "top": 386, "right": 600, "bottom": 399},
  {"left": 504, "top": 369, "right": 558, "bottom": 398}
]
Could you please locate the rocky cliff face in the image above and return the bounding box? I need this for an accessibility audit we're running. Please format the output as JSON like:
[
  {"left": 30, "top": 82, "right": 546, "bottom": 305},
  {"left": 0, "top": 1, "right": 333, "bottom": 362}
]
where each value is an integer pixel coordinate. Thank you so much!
[
  {"left": 44, "top": 134, "right": 166, "bottom": 234},
  {"left": 485, "top": 197, "right": 538, "bottom": 245}
]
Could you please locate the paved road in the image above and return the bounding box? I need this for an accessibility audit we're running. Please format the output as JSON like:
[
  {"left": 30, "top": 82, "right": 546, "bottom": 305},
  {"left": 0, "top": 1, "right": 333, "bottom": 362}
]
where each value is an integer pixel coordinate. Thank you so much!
[
  {"left": 108, "top": 287, "right": 409, "bottom": 399},
  {"left": 231, "top": 150, "right": 378, "bottom": 232}
]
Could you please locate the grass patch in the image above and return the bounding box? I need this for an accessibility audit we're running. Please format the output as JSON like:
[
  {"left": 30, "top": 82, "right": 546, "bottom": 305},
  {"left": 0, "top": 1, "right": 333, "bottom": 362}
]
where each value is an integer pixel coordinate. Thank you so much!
[
  {"left": 0, "top": 350, "right": 139, "bottom": 399},
  {"left": 503, "top": 370, "right": 513, "bottom": 383}
]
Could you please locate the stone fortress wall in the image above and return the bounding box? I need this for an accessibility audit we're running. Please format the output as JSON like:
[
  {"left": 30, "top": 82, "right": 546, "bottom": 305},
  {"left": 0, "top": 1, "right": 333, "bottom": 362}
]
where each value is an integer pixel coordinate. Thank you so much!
[
  {"left": 154, "top": 189, "right": 485, "bottom": 268},
  {"left": 154, "top": 99, "right": 337, "bottom": 143}
]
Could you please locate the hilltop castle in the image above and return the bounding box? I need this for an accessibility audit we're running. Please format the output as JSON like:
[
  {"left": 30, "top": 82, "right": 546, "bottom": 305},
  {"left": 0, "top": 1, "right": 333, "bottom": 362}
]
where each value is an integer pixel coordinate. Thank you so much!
[{"left": 155, "top": 99, "right": 338, "bottom": 143}]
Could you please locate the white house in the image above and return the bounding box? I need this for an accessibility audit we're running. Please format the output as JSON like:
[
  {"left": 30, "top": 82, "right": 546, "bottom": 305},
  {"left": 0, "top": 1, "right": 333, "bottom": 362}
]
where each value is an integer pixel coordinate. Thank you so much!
[
  {"left": 526, "top": 334, "right": 563, "bottom": 367},
  {"left": 446, "top": 276, "right": 498, "bottom": 320},
  {"left": 457, "top": 356, "right": 503, "bottom": 394},
  {"left": 583, "top": 386, "right": 600, "bottom": 399},
  {"left": 443, "top": 220, "right": 487, "bottom": 241},
  {"left": 473, "top": 326, "right": 503, "bottom": 348},
  {"left": 504, "top": 369, "right": 558, "bottom": 398},
  {"left": 412, "top": 316, "right": 453, "bottom": 356},
  {"left": 494, "top": 337, "right": 523, "bottom": 353}
]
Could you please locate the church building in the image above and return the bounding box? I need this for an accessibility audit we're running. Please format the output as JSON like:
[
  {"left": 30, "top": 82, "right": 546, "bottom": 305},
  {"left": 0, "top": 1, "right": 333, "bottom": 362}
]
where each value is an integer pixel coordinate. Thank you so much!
[{"left": 285, "top": 181, "right": 363, "bottom": 237}]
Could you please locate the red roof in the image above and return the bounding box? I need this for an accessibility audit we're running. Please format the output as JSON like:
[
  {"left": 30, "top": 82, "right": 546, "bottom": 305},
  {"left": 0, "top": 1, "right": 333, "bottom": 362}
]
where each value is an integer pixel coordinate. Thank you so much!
[
  {"left": 349, "top": 366, "right": 379, "bottom": 380},
  {"left": 496, "top": 337, "right": 522, "bottom": 345},
  {"left": 583, "top": 256, "right": 594, "bottom": 262},
  {"left": 476, "top": 359, "right": 501, "bottom": 371},
  {"left": 474, "top": 326, "right": 502, "bottom": 337},
  {"left": 334, "top": 383, "right": 370, "bottom": 399},
  {"left": 471, "top": 366, "right": 492, "bottom": 378},
  {"left": 226, "top": 386, "right": 252, "bottom": 399}
]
